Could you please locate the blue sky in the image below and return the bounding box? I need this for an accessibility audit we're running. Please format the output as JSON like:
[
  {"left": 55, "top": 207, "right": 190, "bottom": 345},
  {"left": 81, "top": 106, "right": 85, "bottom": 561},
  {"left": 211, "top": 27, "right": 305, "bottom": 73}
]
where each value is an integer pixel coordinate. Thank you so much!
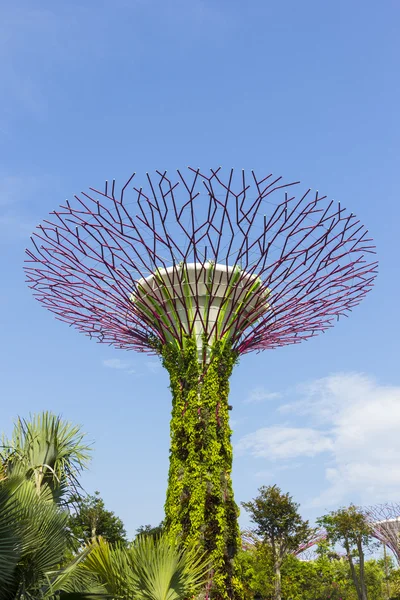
[{"left": 1, "top": 0, "right": 399, "bottom": 540}]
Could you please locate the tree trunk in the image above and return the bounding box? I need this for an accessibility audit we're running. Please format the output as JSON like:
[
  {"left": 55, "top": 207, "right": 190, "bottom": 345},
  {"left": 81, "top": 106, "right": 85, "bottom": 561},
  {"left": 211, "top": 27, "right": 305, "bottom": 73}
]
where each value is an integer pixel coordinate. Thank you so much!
[
  {"left": 163, "top": 339, "right": 240, "bottom": 599},
  {"left": 90, "top": 513, "right": 98, "bottom": 543},
  {"left": 383, "top": 543, "right": 391, "bottom": 600},
  {"left": 274, "top": 561, "right": 282, "bottom": 600},
  {"left": 346, "top": 539, "right": 363, "bottom": 600},
  {"left": 357, "top": 539, "right": 368, "bottom": 600}
]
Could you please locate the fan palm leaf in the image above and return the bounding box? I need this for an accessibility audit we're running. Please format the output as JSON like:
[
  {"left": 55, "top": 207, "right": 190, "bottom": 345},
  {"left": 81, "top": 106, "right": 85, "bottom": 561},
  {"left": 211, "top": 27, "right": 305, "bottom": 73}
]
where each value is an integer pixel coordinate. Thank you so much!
[
  {"left": 83, "top": 535, "right": 209, "bottom": 600},
  {"left": 83, "top": 537, "right": 136, "bottom": 599},
  {"left": 1, "top": 412, "right": 91, "bottom": 503},
  {"left": 129, "top": 535, "right": 209, "bottom": 600},
  {"left": 0, "top": 477, "right": 22, "bottom": 589},
  {"left": 0, "top": 476, "right": 104, "bottom": 600}
]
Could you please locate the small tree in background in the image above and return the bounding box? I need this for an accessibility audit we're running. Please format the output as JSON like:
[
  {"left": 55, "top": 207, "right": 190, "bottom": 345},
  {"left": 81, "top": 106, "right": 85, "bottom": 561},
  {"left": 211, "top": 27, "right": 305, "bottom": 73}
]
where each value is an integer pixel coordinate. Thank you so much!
[
  {"left": 242, "top": 485, "right": 315, "bottom": 600},
  {"left": 69, "top": 491, "right": 127, "bottom": 547},
  {"left": 318, "top": 504, "right": 374, "bottom": 600},
  {"left": 135, "top": 522, "right": 164, "bottom": 540}
]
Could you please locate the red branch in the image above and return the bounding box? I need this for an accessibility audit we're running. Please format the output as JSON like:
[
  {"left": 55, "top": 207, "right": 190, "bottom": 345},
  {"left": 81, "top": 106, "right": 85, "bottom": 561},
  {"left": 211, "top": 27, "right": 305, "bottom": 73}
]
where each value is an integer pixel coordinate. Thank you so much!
[
  {"left": 364, "top": 504, "right": 400, "bottom": 564},
  {"left": 25, "top": 168, "right": 377, "bottom": 355}
]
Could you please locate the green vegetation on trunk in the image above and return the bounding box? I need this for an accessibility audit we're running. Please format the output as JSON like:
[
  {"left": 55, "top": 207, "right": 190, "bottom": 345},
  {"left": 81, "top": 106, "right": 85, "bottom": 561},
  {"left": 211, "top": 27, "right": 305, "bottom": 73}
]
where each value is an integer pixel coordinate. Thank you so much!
[{"left": 162, "top": 336, "right": 241, "bottom": 599}]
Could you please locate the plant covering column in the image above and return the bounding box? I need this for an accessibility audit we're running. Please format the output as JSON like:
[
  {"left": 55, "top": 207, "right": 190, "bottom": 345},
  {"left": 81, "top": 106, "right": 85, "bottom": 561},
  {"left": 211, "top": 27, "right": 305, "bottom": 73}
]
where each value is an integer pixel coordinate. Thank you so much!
[
  {"left": 24, "top": 168, "right": 377, "bottom": 597},
  {"left": 162, "top": 336, "right": 241, "bottom": 599}
]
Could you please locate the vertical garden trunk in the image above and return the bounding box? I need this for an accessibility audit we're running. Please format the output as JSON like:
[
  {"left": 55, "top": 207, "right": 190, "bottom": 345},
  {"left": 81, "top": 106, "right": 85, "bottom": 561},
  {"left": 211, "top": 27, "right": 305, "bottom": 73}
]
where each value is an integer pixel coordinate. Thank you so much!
[{"left": 162, "top": 337, "right": 240, "bottom": 599}]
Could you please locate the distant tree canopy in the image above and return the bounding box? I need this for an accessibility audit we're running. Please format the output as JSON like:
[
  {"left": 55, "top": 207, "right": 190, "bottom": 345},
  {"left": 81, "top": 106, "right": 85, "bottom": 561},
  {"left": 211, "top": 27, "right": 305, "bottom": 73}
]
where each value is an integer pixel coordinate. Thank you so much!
[
  {"left": 242, "top": 485, "right": 316, "bottom": 600},
  {"left": 135, "top": 522, "right": 165, "bottom": 539},
  {"left": 2, "top": 411, "right": 399, "bottom": 600},
  {"left": 318, "top": 504, "right": 374, "bottom": 600},
  {"left": 235, "top": 547, "right": 390, "bottom": 600},
  {"left": 69, "top": 491, "right": 127, "bottom": 546}
]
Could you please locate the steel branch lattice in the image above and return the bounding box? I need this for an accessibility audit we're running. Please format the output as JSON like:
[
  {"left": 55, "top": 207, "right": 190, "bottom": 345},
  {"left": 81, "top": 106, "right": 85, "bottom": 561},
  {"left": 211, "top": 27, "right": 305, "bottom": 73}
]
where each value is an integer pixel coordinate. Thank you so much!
[
  {"left": 364, "top": 504, "right": 400, "bottom": 564},
  {"left": 25, "top": 168, "right": 377, "bottom": 355},
  {"left": 293, "top": 531, "right": 327, "bottom": 557}
]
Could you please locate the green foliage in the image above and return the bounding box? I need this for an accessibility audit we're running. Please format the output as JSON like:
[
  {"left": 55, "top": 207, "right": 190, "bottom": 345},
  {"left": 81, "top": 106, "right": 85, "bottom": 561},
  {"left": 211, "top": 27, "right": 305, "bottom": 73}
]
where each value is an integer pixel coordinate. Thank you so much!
[
  {"left": 318, "top": 505, "right": 373, "bottom": 553},
  {"left": 136, "top": 522, "right": 165, "bottom": 540},
  {"left": 235, "top": 546, "right": 392, "bottom": 600},
  {"left": 82, "top": 534, "right": 209, "bottom": 600},
  {"left": 318, "top": 505, "right": 374, "bottom": 600},
  {"left": 242, "top": 485, "right": 315, "bottom": 554},
  {"left": 162, "top": 336, "right": 240, "bottom": 599},
  {"left": 1, "top": 412, "right": 91, "bottom": 503},
  {"left": 0, "top": 476, "right": 21, "bottom": 588},
  {"left": 242, "top": 485, "right": 316, "bottom": 600},
  {"left": 69, "top": 491, "right": 127, "bottom": 547},
  {"left": 388, "top": 567, "right": 400, "bottom": 599},
  {"left": 0, "top": 475, "right": 101, "bottom": 600},
  {"left": 0, "top": 414, "right": 104, "bottom": 599},
  {"left": 234, "top": 548, "right": 258, "bottom": 599},
  {"left": 134, "top": 262, "right": 270, "bottom": 355}
]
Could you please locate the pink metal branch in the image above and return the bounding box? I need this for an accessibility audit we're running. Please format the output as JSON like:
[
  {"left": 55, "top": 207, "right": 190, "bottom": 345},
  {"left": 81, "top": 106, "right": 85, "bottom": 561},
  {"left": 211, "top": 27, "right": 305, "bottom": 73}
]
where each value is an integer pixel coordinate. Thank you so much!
[
  {"left": 364, "top": 504, "right": 400, "bottom": 563},
  {"left": 293, "top": 531, "right": 327, "bottom": 556},
  {"left": 25, "top": 168, "right": 377, "bottom": 355}
]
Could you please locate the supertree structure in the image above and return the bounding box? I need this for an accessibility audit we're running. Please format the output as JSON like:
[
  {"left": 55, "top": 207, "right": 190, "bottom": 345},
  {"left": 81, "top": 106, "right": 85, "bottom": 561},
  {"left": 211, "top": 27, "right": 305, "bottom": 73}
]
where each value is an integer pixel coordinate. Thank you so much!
[
  {"left": 364, "top": 504, "right": 400, "bottom": 564},
  {"left": 25, "top": 168, "right": 377, "bottom": 598},
  {"left": 293, "top": 531, "right": 327, "bottom": 558}
]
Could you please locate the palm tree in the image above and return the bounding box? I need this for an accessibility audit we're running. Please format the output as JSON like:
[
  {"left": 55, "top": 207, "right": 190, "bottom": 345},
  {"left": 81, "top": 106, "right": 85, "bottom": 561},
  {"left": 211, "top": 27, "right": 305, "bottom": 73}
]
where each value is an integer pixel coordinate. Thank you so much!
[
  {"left": 0, "top": 414, "right": 210, "bottom": 599},
  {"left": 0, "top": 475, "right": 104, "bottom": 600},
  {"left": 0, "top": 413, "right": 101, "bottom": 599},
  {"left": 82, "top": 535, "right": 210, "bottom": 600},
  {"left": 1, "top": 412, "right": 91, "bottom": 503}
]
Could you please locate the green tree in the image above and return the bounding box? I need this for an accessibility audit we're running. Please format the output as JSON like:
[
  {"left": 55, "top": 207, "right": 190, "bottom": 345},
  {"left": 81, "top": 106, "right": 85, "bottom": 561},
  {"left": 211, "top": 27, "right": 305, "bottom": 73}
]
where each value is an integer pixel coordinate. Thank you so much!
[
  {"left": 0, "top": 413, "right": 103, "bottom": 599},
  {"left": 234, "top": 547, "right": 258, "bottom": 599},
  {"left": 69, "top": 491, "right": 127, "bottom": 546},
  {"left": 135, "top": 522, "right": 164, "bottom": 539},
  {"left": 1, "top": 412, "right": 91, "bottom": 503},
  {"left": 242, "top": 485, "right": 315, "bottom": 600},
  {"left": 0, "top": 475, "right": 102, "bottom": 600},
  {"left": 318, "top": 504, "right": 374, "bottom": 600},
  {"left": 235, "top": 544, "right": 390, "bottom": 600},
  {"left": 388, "top": 566, "right": 400, "bottom": 599}
]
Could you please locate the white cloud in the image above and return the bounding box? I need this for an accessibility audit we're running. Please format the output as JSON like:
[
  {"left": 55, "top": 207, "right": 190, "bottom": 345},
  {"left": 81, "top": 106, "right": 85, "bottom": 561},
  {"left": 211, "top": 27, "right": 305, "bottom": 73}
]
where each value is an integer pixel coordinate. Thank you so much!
[
  {"left": 237, "top": 426, "right": 333, "bottom": 460},
  {"left": 244, "top": 387, "right": 282, "bottom": 404},
  {"left": 102, "top": 358, "right": 162, "bottom": 376},
  {"left": 237, "top": 373, "right": 400, "bottom": 507},
  {"left": 102, "top": 358, "right": 132, "bottom": 370},
  {"left": 254, "top": 463, "right": 303, "bottom": 479}
]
